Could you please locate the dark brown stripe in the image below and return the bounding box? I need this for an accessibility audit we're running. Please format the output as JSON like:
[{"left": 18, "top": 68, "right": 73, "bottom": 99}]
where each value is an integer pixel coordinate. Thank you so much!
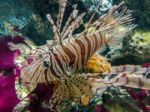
[
  {"left": 93, "top": 34, "right": 99, "bottom": 51},
  {"left": 122, "top": 65, "right": 126, "bottom": 72},
  {"left": 138, "top": 78, "right": 144, "bottom": 88},
  {"left": 98, "top": 32, "right": 103, "bottom": 48},
  {"left": 30, "top": 64, "right": 41, "bottom": 82},
  {"left": 70, "top": 42, "right": 80, "bottom": 71},
  {"left": 51, "top": 49, "right": 64, "bottom": 73},
  {"left": 115, "top": 78, "right": 119, "bottom": 84},
  {"left": 44, "top": 69, "right": 48, "bottom": 82},
  {"left": 55, "top": 47, "right": 67, "bottom": 65},
  {"left": 35, "top": 67, "right": 43, "bottom": 82},
  {"left": 62, "top": 45, "right": 76, "bottom": 66},
  {"left": 108, "top": 78, "right": 119, "bottom": 85},
  {"left": 123, "top": 77, "right": 129, "bottom": 86},
  {"left": 75, "top": 39, "right": 85, "bottom": 66},
  {"left": 84, "top": 36, "right": 92, "bottom": 60},
  {"left": 49, "top": 53, "right": 60, "bottom": 78},
  {"left": 51, "top": 52, "right": 63, "bottom": 75}
]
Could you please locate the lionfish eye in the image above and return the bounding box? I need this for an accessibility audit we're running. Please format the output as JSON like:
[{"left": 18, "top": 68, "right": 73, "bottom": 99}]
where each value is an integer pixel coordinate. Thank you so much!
[{"left": 43, "top": 61, "right": 50, "bottom": 68}]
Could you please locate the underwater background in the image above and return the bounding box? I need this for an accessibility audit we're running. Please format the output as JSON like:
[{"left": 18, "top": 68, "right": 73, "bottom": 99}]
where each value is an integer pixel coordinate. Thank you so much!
[
  {"left": 0, "top": 0, "right": 150, "bottom": 64},
  {"left": 0, "top": 0, "right": 150, "bottom": 112}
]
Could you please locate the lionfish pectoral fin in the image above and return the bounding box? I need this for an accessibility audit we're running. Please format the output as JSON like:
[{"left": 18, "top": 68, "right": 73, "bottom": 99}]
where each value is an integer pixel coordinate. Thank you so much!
[
  {"left": 106, "top": 73, "right": 150, "bottom": 90},
  {"left": 91, "top": 79, "right": 108, "bottom": 95},
  {"left": 102, "top": 65, "right": 149, "bottom": 76}
]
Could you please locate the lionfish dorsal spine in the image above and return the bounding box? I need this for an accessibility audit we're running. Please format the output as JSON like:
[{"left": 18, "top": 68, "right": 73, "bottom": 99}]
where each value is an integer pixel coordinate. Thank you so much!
[
  {"left": 62, "top": 13, "right": 86, "bottom": 39},
  {"left": 57, "top": 0, "right": 67, "bottom": 31},
  {"left": 61, "top": 4, "right": 78, "bottom": 38},
  {"left": 47, "top": 14, "right": 61, "bottom": 44}
]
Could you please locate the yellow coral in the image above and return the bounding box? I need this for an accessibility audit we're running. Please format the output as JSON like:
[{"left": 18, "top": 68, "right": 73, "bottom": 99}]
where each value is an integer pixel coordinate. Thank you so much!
[{"left": 84, "top": 54, "right": 111, "bottom": 73}]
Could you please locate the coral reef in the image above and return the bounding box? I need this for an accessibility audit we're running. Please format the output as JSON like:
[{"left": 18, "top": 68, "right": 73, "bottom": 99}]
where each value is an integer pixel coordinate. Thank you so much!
[
  {"left": 0, "top": 0, "right": 150, "bottom": 112},
  {"left": 82, "top": 0, "right": 112, "bottom": 14},
  {"left": 114, "top": 0, "right": 150, "bottom": 29},
  {"left": 84, "top": 54, "right": 111, "bottom": 73},
  {"left": 109, "top": 30, "right": 150, "bottom": 65}
]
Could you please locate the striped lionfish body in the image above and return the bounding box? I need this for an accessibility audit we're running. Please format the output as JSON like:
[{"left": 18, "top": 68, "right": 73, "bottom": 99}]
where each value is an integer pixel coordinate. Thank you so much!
[{"left": 21, "top": 0, "right": 134, "bottom": 84}]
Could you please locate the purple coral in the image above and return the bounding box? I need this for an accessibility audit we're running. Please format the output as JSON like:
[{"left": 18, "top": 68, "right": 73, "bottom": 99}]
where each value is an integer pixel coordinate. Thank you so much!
[
  {"left": 28, "top": 83, "right": 55, "bottom": 112},
  {"left": 0, "top": 35, "right": 24, "bottom": 112}
]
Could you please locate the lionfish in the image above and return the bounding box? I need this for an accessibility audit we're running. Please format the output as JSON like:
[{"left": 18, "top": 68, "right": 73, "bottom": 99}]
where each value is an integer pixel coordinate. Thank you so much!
[
  {"left": 21, "top": 0, "right": 134, "bottom": 83},
  {"left": 15, "top": 0, "right": 150, "bottom": 111}
]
